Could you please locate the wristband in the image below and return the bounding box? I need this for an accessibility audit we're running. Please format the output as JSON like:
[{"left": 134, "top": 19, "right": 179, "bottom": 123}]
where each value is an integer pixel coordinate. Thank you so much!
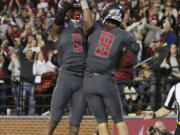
[{"left": 80, "top": 0, "right": 89, "bottom": 9}]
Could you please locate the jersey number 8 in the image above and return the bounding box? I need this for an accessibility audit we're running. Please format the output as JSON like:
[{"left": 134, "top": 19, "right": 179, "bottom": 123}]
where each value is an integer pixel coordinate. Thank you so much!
[{"left": 72, "top": 33, "right": 83, "bottom": 53}]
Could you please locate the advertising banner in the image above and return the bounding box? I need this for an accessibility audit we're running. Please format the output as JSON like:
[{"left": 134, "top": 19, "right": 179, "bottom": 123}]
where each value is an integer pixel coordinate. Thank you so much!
[{"left": 113, "top": 118, "right": 176, "bottom": 135}]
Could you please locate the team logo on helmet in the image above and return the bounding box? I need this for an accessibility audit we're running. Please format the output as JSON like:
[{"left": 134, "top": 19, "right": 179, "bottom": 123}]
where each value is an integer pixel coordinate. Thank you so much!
[{"left": 101, "top": 2, "right": 125, "bottom": 24}]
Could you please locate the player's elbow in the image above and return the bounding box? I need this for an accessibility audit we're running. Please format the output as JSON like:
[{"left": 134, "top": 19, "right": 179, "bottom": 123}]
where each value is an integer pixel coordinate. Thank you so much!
[{"left": 128, "top": 42, "right": 140, "bottom": 55}]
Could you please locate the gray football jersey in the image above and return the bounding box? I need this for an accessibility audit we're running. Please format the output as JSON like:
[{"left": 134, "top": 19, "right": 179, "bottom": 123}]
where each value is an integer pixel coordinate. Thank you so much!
[
  {"left": 56, "top": 21, "right": 88, "bottom": 73},
  {"left": 86, "top": 22, "right": 135, "bottom": 73}
]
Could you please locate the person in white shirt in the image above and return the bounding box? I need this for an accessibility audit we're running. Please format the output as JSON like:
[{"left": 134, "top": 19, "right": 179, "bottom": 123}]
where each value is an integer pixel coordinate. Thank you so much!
[
  {"left": 160, "top": 44, "right": 180, "bottom": 91},
  {"left": 33, "top": 51, "right": 56, "bottom": 83}
]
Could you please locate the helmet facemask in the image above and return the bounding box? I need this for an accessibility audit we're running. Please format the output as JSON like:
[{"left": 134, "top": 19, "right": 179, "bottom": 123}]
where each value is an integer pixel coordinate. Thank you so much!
[{"left": 67, "top": 4, "right": 82, "bottom": 23}]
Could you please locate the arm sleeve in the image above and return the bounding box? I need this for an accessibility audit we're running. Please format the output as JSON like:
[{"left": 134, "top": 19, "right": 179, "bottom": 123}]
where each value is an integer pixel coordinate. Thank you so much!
[
  {"left": 54, "top": 1, "right": 72, "bottom": 25},
  {"left": 145, "top": 23, "right": 160, "bottom": 32},
  {"left": 126, "top": 21, "right": 141, "bottom": 32},
  {"left": 164, "top": 85, "right": 176, "bottom": 110},
  {"left": 126, "top": 34, "right": 140, "bottom": 55}
]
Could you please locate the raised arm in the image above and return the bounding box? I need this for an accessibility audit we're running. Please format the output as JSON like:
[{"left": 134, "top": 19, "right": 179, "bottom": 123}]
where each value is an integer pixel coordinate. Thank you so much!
[
  {"left": 126, "top": 34, "right": 140, "bottom": 55},
  {"left": 15, "top": 0, "right": 23, "bottom": 16},
  {"left": 50, "top": 0, "right": 74, "bottom": 39},
  {"left": 80, "top": 0, "right": 94, "bottom": 36}
]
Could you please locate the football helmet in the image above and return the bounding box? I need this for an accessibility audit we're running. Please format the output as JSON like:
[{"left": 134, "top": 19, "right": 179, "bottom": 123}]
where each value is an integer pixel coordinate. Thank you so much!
[
  {"left": 67, "top": 1, "right": 82, "bottom": 23},
  {"left": 101, "top": 2, "right": 125, "bottom": 24}
]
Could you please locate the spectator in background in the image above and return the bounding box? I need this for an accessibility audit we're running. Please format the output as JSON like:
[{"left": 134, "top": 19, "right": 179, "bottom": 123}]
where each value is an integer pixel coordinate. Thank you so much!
[
  {"left": 115, "top": 49, "right": 135, "bottom": 114},
  {"left": 6, "top": 0, "right": 22, "bottom": 17},
  {"left": 10, "top": 24, "right": 21, "bottom": 38},
  {"left": 6, "top": 0, "right": 25, "bottom": 30},
  {"left": 13, "top": 37, "right": 21, "bottom": 51},
  {"left": 30, "top": 37, "right": 41, "bottom": 53},
  {"left": 33, "top": 51, "right": 56, "bottom": 84},
  {"left": 0, "top": 39, "right": 11, "bottom": 115},
  {"left": 0, "top": 16, "right": 10, "bottom": 34},
  {"left": 0, "top": 54, "right": 9, "bottom": 115},
  {"left": 160, "top": 44, "right": 180, "bottom": 93},
  {"left": 8, "top": 51, "right": 21, "bottom": 115},
  {"left": 33, "top": 51, "right": 56, "bottom": 114},
  {"left": 159, "top": 21, "right": 177, "bottom": 47},
  {"left": 18, "top": 46, "right": 35, "bottom": 115},
  {"left": 146, "top": 37, "right": 169, "bottom": 107},
  {"left": 154, "top": 121, "right": 173, "bottom": 135},
  {"left": 143, "top": 19, "right": 161, "bottom": 49},
  {"left": 149, "top": 37, "right": 168, "bottom": 69},
  {"left": 160, "top": 4, "right": 178, "bottom": 29},
  {"left": 33, "top": 52, "right": 47, "bottom": 84},
  {"left": 148, "top": 3, "right": 160, "bottom": 24},
  {"left": 133, "top": 63, "right": 153, "bottom": 112},
  {"left": 147, "top": 126, "right": 161, "bottom": 135}
]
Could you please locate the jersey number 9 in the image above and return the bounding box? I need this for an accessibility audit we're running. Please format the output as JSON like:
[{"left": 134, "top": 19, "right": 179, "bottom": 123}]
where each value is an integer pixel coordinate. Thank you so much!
[{"left": 95, "top": 32, "right": 114, "bottom": 58}]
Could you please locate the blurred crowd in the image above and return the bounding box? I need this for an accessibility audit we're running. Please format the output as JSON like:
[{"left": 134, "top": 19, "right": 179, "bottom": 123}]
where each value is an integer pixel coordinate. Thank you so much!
[{"left": 0, "top": 0, "right": 179, "bottom": 115}]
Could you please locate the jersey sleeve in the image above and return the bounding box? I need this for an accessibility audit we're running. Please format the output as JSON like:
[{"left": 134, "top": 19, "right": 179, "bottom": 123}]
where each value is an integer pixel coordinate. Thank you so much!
[
  {"left": 126, "top": 34, "right": 140, "bottom": 55},
  {"left": 164, "top": 85, "right": 176, "bottom": 110},
  {"left": 54, "top": 1, "right": 72, "bottom": 25}
]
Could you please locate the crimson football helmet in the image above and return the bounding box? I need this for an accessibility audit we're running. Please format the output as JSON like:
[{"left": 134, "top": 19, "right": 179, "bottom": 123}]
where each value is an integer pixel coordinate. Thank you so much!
[{"left": 101, "top": 2, "right": 125, "bottom": 24}]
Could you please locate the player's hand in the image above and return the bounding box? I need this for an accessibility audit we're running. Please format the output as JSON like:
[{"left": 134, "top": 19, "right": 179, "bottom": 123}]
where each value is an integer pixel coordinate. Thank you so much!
[
  {"left": 141, "top": 111, "right": 155, "bottom": 120},
  {"left": 58, "top": 0, "right": 75, "bottom": 7}
]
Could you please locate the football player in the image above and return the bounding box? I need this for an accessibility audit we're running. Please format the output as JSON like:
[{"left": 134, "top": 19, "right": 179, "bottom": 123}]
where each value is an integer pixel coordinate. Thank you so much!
[
  {"left": 45, "top": 0, "right": 93, "bottom": 135},
  {"left": 82, "top": 2, "right": 139, "bottom": 135}
]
